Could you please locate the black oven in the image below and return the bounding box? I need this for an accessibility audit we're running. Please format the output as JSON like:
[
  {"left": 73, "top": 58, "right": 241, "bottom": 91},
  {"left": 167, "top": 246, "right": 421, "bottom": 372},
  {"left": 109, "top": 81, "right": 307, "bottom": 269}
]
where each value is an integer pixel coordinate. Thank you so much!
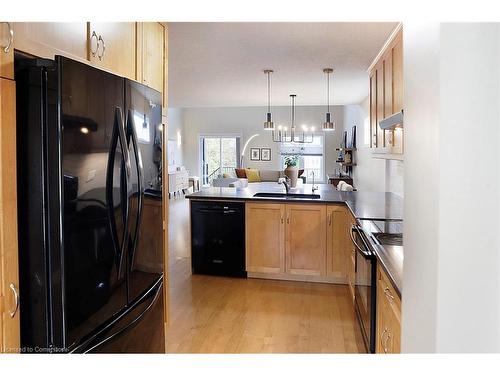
[{"left": 350, "top": 224, "right": 377, "bottom": 353}]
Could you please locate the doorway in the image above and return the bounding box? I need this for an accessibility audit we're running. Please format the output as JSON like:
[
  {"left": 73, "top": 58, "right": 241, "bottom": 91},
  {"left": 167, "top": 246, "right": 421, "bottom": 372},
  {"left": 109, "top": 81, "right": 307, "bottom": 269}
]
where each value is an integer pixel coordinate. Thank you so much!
[{"left": 199, "top": 136, "right": 241, "bottom": 186}]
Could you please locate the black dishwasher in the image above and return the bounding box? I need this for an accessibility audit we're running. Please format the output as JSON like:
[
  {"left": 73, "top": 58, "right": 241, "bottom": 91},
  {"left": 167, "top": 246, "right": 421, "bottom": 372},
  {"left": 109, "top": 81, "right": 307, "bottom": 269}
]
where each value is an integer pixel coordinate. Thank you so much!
[{"left": 190, "top": 201, "right": 246, "bottom": 277}]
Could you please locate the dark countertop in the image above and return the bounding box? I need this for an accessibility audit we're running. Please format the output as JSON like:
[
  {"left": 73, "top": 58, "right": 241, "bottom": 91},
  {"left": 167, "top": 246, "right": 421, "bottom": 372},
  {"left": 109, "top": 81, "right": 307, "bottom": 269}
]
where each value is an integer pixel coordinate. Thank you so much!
[
  {"left": 186, "top": 182, "right": 403, "bottom": 221},
  {"left": 359, "top": 220, "right": 403, "bottom": 296},
  {"left": 186, "top": 182, "right": 404, "bottom": 295}
]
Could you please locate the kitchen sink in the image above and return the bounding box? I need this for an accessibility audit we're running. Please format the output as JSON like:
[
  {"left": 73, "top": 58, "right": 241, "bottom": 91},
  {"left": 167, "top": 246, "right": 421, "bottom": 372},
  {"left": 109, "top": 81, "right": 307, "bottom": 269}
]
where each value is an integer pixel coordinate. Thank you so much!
[{"left": 253, "top": 192, "right": 321, "bottom": 199}]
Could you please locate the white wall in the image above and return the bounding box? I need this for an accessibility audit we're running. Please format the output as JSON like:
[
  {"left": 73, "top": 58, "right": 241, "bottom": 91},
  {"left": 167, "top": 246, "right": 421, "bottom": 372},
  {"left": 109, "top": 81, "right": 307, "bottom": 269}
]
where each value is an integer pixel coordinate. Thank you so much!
[
  {"left": 179, "top": 105, "right": 344, "bottom": 181},
  {"left": 167, "top": 107, "right": 184, "bottom": 168},
  {"left": 342, "top": 101, "right": 404, "bottom": 195},
  {"left": 403, "top": 23, "right": 500, "bottom": 352}
]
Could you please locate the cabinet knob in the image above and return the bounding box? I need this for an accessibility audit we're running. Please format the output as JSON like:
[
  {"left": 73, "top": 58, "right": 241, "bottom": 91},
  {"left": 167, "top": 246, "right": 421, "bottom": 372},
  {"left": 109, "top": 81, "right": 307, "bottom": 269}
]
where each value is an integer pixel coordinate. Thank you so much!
[
  {"left": 1, "top": 22, "right": 14, "bottom": 53},
  {"left": 384, "top": 287, "right": 395, "bottom": 302},
  {"left": 97, "top": 35, "right": 106, "bottom": 60},
  {"left": 90, "top": 30, "right": 99, "bottom": 57}
]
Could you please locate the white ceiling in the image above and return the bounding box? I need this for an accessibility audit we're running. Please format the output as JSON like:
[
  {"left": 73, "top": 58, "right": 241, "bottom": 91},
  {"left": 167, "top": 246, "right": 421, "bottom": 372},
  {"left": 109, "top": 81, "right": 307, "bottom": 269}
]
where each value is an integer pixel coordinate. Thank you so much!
[{"left": 168, "top": 22, "right": 398, "bottom": 108}]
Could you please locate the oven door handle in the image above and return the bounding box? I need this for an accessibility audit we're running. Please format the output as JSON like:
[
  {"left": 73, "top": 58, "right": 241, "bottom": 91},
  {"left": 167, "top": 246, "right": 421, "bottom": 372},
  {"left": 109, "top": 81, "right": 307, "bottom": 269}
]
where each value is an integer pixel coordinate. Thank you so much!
[{"left": 350, "top": 225, "right": 373, "bottom": 259}]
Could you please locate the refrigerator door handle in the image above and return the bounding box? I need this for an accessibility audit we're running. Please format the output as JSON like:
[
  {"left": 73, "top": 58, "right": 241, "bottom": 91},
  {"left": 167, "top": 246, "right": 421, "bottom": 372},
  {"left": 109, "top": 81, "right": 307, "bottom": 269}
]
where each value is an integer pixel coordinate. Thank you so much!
[
  {"left": 126, "top": 109, "right": 144, "bottom": 270},
  {"left": 106, "top": 107, "right": 131, "bottom": 278}
]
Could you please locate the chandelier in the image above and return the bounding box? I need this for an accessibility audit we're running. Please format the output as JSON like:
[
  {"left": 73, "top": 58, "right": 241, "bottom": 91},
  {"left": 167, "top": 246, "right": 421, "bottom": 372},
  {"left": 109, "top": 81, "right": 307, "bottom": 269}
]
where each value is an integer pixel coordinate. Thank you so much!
[{"left": 272, "top": 94, "right": 314, "bottom": 143}]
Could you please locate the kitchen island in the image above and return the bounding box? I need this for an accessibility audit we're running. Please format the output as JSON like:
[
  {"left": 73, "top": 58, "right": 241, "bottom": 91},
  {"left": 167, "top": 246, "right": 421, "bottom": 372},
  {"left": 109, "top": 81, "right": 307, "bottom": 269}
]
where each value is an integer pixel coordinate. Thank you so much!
[{"left": 186, "top": 182, "right": 403, "bottom": 294}]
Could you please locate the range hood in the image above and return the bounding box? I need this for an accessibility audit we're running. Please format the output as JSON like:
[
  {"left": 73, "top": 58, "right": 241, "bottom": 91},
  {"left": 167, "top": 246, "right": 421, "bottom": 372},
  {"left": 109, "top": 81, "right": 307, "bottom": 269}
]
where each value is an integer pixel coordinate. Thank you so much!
[{"left": 379, "top": 109, "right": 403, "bottom": 130}]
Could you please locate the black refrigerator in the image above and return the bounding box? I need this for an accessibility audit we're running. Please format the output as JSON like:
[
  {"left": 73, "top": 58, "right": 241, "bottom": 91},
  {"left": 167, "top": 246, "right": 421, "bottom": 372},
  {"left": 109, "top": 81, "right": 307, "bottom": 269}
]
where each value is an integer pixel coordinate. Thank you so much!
[{"left": 15, "top": 55, "right": 165, "bottom": 353}]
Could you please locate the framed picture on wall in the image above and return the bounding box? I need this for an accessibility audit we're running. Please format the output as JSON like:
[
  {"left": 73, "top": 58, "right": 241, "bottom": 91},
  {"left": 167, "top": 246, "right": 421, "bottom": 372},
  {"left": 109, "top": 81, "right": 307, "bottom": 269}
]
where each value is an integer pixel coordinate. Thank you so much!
[
  {"left": 250, "top": 148, "right": 260, "bottom": 161},
  {"left": 261, "top": 148, "right": 271, "bottom": 161}
]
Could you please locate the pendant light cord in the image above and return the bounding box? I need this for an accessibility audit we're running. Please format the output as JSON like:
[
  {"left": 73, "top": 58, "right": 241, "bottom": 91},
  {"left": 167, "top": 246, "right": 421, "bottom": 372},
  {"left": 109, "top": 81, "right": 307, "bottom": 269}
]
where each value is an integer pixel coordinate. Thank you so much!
[
  {"left": 327, "top": 70, "right": 330, "bottom": 113},
  {"left": 267, "top": 71, "right": 271, "bottom": 113}
]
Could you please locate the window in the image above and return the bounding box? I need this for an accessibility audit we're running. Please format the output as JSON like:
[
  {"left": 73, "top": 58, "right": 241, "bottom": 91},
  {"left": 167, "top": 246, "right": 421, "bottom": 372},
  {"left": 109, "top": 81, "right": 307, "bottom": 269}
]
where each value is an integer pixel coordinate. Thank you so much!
[
  {"left": 199, "top": 136, "right": 241, "bottom": 186},
  {"left": 279, "top": 135, "right": 325, "bottom": 183}
]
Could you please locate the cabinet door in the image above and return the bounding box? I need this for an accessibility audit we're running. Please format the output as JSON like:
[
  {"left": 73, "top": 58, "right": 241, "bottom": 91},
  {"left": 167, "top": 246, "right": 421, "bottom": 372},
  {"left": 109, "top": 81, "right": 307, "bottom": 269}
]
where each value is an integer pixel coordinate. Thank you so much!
[
  {"left": 369, "top": 71, "right": 377, "bottom": 148},
  {"left": 0, "top": 23, "right": 14, "bottom": 79},
  {"left": 383, "top": 49, "right": 394, "bottom": 149},
  {"left": 88, "top": 22, "right": 137, "bottom": 80},
  {"left": 375, "top": 60, "right": 385, "bottom": 148},
  {"left": 285, "top": 204, "right": 327, "bottom": 276},
  {"left": 376, "top": 265, "right": 401, "bottom": 354},
  {"left": 138, "top": 22, "right": 165, "bottom": 94},
  {"left": 391, "top": 30, "right": 404, "bottom": 154},
  {"left": 326, "top": 205, "right": 348, "bottom": 279},
  {"left": 12, "top": 22, "right": 88, "bottom": 61},
  {"left": 246, "top": 203, "right": 285, "bottom": 274},
  {"left": 0, "top": 78, "right": 20, "bottom": 352}
]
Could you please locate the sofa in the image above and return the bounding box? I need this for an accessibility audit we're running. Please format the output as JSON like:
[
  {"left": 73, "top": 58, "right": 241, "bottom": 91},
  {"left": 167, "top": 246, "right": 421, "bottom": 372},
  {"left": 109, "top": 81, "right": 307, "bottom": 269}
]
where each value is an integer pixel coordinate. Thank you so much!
[{"left": 211, "top": 169, "right": 305, "bottom": 187}]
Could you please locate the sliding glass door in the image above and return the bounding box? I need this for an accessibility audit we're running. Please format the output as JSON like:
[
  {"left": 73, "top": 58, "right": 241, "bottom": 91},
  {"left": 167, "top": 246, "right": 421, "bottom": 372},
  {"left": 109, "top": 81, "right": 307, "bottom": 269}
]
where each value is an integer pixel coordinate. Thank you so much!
[{"left": 200, "top": 136, "right": 240, "bottom": 186}]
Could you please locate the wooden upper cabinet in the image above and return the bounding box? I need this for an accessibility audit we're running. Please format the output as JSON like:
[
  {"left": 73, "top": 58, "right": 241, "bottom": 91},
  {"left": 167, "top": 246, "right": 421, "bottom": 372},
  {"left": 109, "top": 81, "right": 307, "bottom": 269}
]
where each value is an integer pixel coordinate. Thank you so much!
[
  {"left": 12, "top": 22, "right": 88, "bottom": 62},
  {"left": 137, "top": 22, "right": 165, "bottom": 95},
  {"left": 369, "top": 25, "right": 403, "bottom": 155},
  {"left": 369, "top": 71, "right": 377, "bottom": 148},
  {"left": 391, "top": 30, "right": 404, "bottom": 154},
  {"left": 285, "top": 204, "right": 327, "bottom": 276},
  {"left": 88, "top": 22, "right": 137, "bottom": 80},
  {"left": 0, "top": 22, "right": 14, "bottom": 79},
  {"left": 383, "top": 48, "right": 394, "bottom": 148},
  {"left": 375, "top": 60, "right": 385, "bottom": 149},
  {"left": 392, "top": 31, "right": 403, "bottom": 114},
  {"left": 246, "top": 203, "right": 285, "bottom": 274},
  {"left": 0, "top": 78, "right": 20, "bottom": 352},
  {"left": 326, "top": 205, "right": 348, "bottom": 279}
]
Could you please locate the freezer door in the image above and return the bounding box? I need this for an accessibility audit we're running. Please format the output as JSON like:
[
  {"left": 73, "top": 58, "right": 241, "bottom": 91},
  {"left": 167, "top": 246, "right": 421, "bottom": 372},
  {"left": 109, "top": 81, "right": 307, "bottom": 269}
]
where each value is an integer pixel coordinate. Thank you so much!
[
  {"left": 59, "top": 57, "right": 129, "bottom": 349},
  {"left": 124, "top": 80, "right": 164, "bottom": 303}
]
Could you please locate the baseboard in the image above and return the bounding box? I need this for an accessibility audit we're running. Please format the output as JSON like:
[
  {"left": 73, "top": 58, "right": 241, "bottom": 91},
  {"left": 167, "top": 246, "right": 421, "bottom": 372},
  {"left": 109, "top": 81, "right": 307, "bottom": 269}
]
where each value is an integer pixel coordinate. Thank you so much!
[{"left": 248, "top": 272, "right": 348, "bottom": 285}]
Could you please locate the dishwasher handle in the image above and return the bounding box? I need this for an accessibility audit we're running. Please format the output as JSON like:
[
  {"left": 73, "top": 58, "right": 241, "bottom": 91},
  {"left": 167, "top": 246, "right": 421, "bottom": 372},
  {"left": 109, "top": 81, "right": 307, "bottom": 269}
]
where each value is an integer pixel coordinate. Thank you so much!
[{"left": 195, "top": 207, "right": 241, "bottom": 214}]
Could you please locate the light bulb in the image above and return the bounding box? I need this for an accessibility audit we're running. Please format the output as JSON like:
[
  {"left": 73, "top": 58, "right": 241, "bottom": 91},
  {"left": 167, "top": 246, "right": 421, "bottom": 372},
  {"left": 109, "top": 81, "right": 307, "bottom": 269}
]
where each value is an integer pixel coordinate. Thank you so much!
[{"left": 311, "top": 126, "right": 316, "bottom": 132}]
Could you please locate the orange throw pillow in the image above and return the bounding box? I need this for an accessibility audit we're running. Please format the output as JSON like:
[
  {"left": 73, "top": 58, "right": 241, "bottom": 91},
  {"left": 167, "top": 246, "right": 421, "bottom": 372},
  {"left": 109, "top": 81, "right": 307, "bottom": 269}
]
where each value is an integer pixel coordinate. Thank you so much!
[{"left": 235, "top": 168, "right": 247, "bottom": 178}]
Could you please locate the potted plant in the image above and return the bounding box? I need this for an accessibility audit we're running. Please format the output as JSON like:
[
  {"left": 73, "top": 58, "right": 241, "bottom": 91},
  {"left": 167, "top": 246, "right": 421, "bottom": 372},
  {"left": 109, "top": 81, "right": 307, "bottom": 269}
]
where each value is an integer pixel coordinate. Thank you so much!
[{"left": 284, "top": 155, "right": 299, "bottom": 188}]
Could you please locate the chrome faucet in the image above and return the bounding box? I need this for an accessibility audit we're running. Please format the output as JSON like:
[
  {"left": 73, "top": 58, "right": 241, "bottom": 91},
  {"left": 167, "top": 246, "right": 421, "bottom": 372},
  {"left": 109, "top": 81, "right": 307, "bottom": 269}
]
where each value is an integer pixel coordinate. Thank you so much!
[
  {"left": 311, "top": 171, "right": 318, "bottom": 192},
  {"left": 280, "top": 176, "right": 291, "bottom": 194}
]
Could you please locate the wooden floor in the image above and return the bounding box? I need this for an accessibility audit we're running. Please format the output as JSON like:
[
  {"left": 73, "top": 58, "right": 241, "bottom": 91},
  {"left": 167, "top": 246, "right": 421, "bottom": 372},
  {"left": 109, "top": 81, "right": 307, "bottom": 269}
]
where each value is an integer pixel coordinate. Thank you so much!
[{"left": 165, "top": 195, "right": 365, "bottom": 353}]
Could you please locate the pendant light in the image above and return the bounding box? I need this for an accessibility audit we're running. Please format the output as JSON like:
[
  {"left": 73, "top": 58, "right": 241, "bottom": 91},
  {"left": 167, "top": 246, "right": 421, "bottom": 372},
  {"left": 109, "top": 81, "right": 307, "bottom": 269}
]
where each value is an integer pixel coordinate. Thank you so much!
[
  {"left": 263, "top": 69, "right": 275, "bottom": 131},
  {"left": 323, "top": 68, "right": 335, "bottom": 131}
]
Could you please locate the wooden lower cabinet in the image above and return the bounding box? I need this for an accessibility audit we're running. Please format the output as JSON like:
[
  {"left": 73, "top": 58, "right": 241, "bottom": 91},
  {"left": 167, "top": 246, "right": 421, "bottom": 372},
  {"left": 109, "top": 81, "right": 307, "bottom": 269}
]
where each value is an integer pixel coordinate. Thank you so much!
[
  {"left": 246, "top": 203, "right": 285, "bottom": 274},
  {"left": 326, "top": 205, "right": 349, "bottom": 279},
  {"left": 376, "top": 264, "right": 401, "bottom": 354},
  {"left": 246, "top": 202, "right": 357, "bottom": 284},
  {"left": 0, "top": 78, "right": 20, "bottom": 353},
  {"left": 285, "top": 204, "right": 327, "bottom": 276}
]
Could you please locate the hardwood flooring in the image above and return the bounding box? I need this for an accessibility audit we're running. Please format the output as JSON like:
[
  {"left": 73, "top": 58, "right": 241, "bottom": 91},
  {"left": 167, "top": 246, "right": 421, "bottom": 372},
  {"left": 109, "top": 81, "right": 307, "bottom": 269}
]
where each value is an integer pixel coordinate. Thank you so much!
[{"left": 165, "top": 196, "right": 365, "bottom": 353}]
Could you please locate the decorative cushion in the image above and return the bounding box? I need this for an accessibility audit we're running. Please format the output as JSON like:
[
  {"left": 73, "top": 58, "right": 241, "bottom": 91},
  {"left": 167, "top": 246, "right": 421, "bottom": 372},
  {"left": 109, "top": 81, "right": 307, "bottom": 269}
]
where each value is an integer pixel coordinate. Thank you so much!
[
  {"left": 222, "top": 173, "right": 231, "bottom": 178},
  {"left": 235, "top": 168, "right": 247, "bottom": 178},
  {"left": 245, "top": 169, "right": 261, "bottom": 183},
  {"left": 259, "top": 170, "right": 281, "bottom": 182}
]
